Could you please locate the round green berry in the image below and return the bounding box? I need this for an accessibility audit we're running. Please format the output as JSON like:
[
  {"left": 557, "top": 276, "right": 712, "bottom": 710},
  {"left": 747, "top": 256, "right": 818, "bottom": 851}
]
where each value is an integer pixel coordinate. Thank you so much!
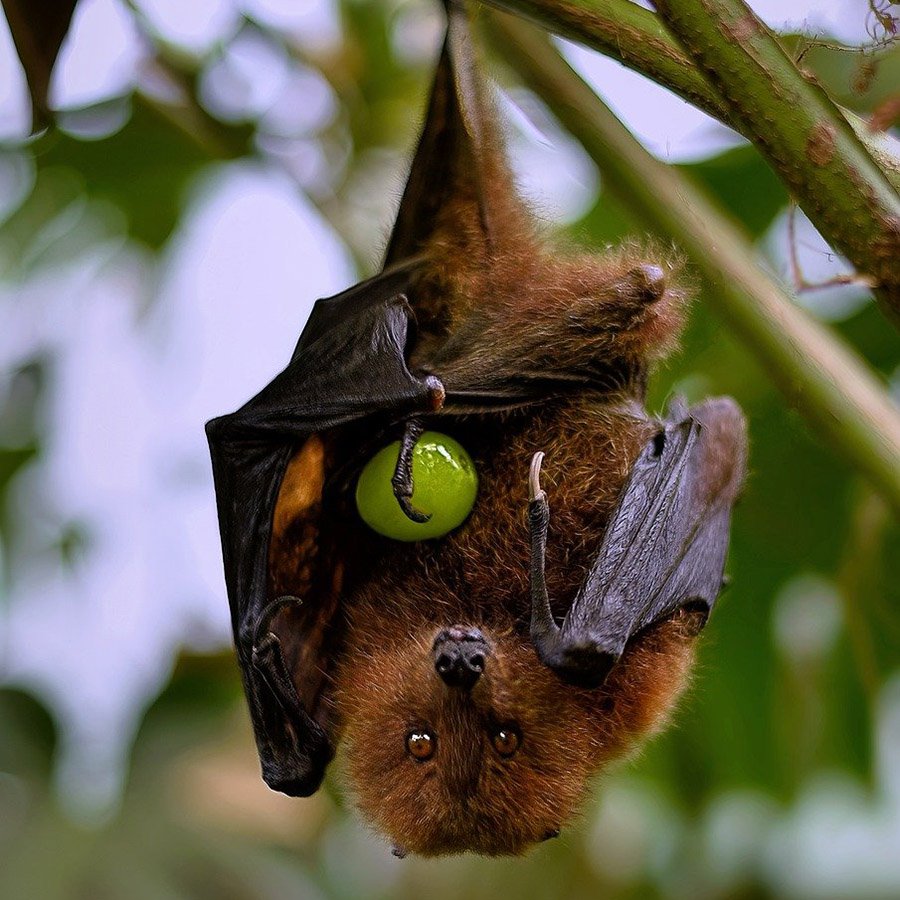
[{"left": 355, "top": 431, "right": 478, "bottom": 541}]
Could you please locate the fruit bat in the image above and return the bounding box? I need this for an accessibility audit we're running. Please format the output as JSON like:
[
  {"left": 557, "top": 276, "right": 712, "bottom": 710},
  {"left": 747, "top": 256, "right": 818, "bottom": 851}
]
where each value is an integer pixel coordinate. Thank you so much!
[{"left": 206, "top": 0, "right": 747, "bottom": 857}]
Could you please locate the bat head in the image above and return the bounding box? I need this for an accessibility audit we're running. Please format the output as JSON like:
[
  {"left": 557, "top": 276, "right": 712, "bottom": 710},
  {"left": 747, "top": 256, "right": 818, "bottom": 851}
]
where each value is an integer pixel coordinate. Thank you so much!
[{"left": 334, "top": 610, "right": 702, "bottom": 856}]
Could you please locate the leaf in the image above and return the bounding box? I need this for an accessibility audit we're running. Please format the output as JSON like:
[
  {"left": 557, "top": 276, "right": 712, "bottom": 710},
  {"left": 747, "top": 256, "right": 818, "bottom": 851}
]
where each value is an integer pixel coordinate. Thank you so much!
[
  {"left": 1, "top": 0, "right": 79, "bottom": 131},
  {"left": 28, "top": 95, "right": 238, "bottom": 249}
]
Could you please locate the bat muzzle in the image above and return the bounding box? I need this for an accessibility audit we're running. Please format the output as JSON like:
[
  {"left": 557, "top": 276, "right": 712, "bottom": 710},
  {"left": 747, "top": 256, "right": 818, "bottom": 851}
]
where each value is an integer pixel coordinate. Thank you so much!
[{"left": 432, "top": 626, "right": 490, "bottom": 690}]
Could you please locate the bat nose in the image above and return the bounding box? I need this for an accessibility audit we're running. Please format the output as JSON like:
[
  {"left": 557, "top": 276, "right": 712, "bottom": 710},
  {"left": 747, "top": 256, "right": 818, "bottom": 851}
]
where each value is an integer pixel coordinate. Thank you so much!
[{"left": 432, "top": 626, "right": 489, "bottom": 690}]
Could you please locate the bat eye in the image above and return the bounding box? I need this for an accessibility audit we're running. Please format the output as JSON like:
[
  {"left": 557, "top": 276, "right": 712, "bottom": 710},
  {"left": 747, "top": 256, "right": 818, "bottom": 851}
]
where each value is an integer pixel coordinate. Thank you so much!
[
  {"left": 406, "top": 730, "right": 436, "bottom": 761},
  {"left": 491, "top": 726, "right": 521, "bottom": 758}
]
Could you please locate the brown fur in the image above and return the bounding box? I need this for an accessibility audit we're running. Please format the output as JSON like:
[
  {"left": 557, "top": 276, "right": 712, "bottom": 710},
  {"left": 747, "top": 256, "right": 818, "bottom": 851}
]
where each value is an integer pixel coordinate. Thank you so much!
[{"left": 269, "top": 435, "right": 325, "bottom": 601}]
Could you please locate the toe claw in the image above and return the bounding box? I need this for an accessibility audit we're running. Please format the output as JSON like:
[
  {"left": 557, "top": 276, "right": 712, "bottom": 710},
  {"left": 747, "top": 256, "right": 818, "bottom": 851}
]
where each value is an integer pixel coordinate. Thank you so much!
[
  {"left": 397, "top": 494, "right": 431, "bottom": 524},
  {"left": 529, "top": 452, "right": 545, "bottom": 502}
]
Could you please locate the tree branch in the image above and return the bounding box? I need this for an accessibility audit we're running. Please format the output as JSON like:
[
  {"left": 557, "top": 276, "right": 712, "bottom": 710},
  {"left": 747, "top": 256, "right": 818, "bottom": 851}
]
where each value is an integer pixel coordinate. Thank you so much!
[
  {"left": 482, "top": 0, "right": 729, "bottom": 117},
  {"left": 488, "top": 11, "right": 900, "bottom": 516},
  {"left": 479, "top": 1, "right": 900, "bottom": 198},
  {"left": 649, "top": 0, "right": 900, "bottom": 323}
]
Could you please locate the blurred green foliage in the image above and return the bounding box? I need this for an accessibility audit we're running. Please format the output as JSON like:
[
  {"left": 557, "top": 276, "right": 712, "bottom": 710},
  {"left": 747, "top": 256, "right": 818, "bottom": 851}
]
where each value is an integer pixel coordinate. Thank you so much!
[{"left": 0, "top": 1, "right": 898, "bottom": 898}]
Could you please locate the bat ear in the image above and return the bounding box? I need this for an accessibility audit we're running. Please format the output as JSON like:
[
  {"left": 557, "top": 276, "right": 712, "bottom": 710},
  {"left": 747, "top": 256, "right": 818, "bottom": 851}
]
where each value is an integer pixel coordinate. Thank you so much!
[{"left": 383, "top": 0, "right": 507, "bottom": 271}]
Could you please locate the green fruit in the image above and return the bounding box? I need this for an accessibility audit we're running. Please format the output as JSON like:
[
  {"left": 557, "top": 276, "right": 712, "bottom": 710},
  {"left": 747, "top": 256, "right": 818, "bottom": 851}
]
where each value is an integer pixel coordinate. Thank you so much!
[{"left": 355, "top": 431, "right": 478, "bottom": 541}]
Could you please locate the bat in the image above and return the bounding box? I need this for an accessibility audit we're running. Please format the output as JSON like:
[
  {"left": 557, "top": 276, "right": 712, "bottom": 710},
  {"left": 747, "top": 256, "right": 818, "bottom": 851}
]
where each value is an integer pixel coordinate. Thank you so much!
[{"left": 206, "top": 0, "right": 747, "bottom": 857}]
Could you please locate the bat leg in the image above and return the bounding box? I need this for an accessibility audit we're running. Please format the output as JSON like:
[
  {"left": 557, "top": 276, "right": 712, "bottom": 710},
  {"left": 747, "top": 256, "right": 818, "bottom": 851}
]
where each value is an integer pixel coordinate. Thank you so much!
[
  {"left": 527, "top": 453, "right": 625, "bottom": 688},
  {"left": 391, "top": 418, "right": 432, "bottom": 523},
  {"left": 527, "top": 452, "right": 568, "bottom": 666}
]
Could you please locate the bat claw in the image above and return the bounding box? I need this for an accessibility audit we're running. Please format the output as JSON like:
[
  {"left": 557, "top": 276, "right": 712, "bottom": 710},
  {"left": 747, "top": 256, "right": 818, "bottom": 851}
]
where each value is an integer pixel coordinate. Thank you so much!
[
  {"left": 396, "top": 493, "right": 432, "bottom": 524},
  {"left": 529, "top": 451, "right": 546, "bottom": 502},
  {"left": 391, "top": 417, "right": 431, "bottom": 522}
]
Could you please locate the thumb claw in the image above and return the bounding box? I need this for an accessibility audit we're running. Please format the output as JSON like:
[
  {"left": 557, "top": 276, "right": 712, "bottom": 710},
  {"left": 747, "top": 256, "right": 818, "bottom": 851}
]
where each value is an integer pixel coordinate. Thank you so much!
[{"left": 529, "top": 451, "right": 545, "bottom": 501}]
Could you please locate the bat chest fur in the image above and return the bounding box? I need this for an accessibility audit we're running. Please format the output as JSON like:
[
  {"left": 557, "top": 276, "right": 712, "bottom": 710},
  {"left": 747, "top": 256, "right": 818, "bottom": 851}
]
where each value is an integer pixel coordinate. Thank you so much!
[{"left": 345, "top": 396, "right": 656, "bottom": 634}]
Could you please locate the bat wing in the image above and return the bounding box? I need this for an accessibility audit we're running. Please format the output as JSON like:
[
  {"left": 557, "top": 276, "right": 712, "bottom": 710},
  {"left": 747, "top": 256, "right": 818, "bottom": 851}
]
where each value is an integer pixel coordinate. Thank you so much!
[
  {"left": 205, "top": 3, "right": 518, "bottom": 799},
  {"left": 530, "top": 397, "right": 747, "bottom": 687},
  {"left": 206, "top": 266, "right": 442, "bottom": 796},
  {"left": 384, "top": 0, "right": 492, "bottom": 270}
]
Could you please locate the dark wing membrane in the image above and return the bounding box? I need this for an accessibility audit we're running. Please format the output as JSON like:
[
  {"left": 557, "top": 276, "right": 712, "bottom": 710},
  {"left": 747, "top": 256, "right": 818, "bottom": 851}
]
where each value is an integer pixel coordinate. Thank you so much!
[
  {"left": 554, "top": 397, "right": 747, "bottom": 679},
  {"left": 383, "top": 0, "right": 491, "bottom": 269},
  {"left": 206, "top": 266, "right": 440, "bottom": 796}
]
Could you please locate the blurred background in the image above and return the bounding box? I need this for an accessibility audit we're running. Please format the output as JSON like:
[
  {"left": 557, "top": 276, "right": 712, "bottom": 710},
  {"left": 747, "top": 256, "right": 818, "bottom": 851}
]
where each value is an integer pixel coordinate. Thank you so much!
[{"left": 0, "top": 0, "right": 898, "bottom": 897}]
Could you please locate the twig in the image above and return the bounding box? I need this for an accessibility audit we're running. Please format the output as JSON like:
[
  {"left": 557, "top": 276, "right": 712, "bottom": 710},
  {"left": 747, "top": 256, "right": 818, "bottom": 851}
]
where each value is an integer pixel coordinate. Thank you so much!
[{"left": 785, "top": 204, "right": 875, "bottom": 294}]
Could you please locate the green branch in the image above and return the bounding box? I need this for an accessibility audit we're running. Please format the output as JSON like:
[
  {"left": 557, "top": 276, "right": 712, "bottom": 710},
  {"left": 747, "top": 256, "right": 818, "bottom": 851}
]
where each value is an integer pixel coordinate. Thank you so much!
[
  {"left": 650, "top": 0, "right": 900, "bottom": 323},
  {"left": 482, "top": 0, "right": 729, "bottom": 117},
  {"left": 487, "top": 12, "right": 900, "bottom": 516},
  {"left": 479, "top": 1, "right": 900, "bottom": 198},
  {"left": 481, "top": 0, "right": 729, "bottom": 117}
]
